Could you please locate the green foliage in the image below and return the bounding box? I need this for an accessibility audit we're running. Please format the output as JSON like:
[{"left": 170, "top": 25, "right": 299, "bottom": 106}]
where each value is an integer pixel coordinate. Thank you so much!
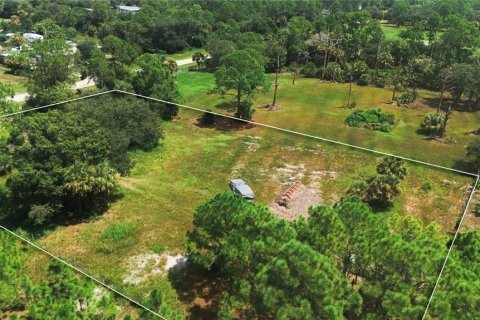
[
  {"left": 6, "top": 110, "right": 114, "bottom": 222},
  {"left": 74, "top": 95, "right": 162, "bottom": 174},
  {"left": 188, "top": 191, "right": 453, "bottom": 319},
  {"left": 214, "top": 49, "right": 268, "bottom": 111},
  {"left": 345, "top": 108, "right": 395, "bottom": 132},
  {"left": 350, "top": 157, "right": 407, "bottom": 207},
  {"left": 187, "top": 193, "right": 357, "bottom": 318},
  {"left": 474, "top": 202, "right": 480, "bottom": 217},
  {"left": 132, "top": 53, "right": 181, "bottom": 120},
  {"left": 28, "top": 204, "right": 55, "bottom": 225},
  {"left": 26, "top": 39, "right": 75, "bottom": 106},
  {"left": 420, "top": 112, "right": 445, "bottom": 136},
  {"left": 234, "top": 99, "right": 255, "bottom": 120},
  {"left": 357, "top": 73, "right": 371, "bottom": 86},
  {"left": 34, "top": 18, "right": 65, "bottom": 39},
  {"left": 97, "top": 222, "right": 134, "bottom": 253},
  {"left": 101, "top": 222, "right": 133, "bottom": 241},
  {"left": 200, "top": 110, "right": 215, "bottom": 125},
  {"left": 395, "top": 92, "right": 415, "bottom": 106},
  {"left": 0, "top": 232, "right": 177, "bottom": 318},
  {"left": 300, "top": 61, "right": 319, "bottom": 78},
  {"left": 140, "top": 289, "right": 184, "bottom": 320}
]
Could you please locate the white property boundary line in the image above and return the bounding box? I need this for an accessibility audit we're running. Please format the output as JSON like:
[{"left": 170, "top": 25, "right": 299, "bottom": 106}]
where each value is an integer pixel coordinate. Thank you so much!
[
  {"left": 421, "top": 175, "right": 479, "bottom": 320},
  {"left": 0, "top": 89, "right": 479, "bottom": 319},
  {"left": 0, "top": 225, "right": 167, "bottom": 320},
  {"left": 116, "top": 90, "right": 479, "bottom": 178}
]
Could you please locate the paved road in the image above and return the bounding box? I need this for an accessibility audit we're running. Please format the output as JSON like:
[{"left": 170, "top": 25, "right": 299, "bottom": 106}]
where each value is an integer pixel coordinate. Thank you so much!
[
  {"left": 175, "top": 57, "right": 194, "bottom": 66},
  {"left": 10, "top": 77, "right": 96, "bottom": 102},
  {"left": 9, "top": 57, "right": 193, "bottom": 102}
]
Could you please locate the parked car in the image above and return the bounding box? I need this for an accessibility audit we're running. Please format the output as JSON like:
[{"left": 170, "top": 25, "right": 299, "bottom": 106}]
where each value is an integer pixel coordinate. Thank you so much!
[{"left": 229, "top": 179, "right": 255, "bottom": 199}]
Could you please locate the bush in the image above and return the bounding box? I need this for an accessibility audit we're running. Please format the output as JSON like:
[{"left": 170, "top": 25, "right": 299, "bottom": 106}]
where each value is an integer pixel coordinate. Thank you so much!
[
  {"left": 28, "top": 204, "right": 55, "bottom": 225},
  {"left": 422, "top": 181, "right": 433, "bottom": 192},
  {"left": 235, "top": 100, "right": 255, "bottom": 120},
  {"left": 201, "top": 110, "right": 216, "bottom": 125},
  {"left": 345, "top": 108, "right": 395, "bottom": 132},
  {"left": 357, "top": 73, "right": 370, "bottom": 86},
  {"left": 325, "top": 62, "right": 342, "bottom": 81},
  {"left": 395, "top": 92, "right": 415, "bottom": 106},
  {"left": 300, "top": 62, "right": 319, "bottom": 78},
  {"left": 420, "top": 112, "right": 444, "bottom": 136},
  {"left": 474, "top": 203, "right": 480, "bottom": 217}
]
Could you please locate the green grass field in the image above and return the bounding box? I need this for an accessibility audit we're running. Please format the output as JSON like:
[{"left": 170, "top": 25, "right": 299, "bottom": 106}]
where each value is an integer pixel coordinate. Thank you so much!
[
  {"left": 381, "top": 23, "right": 443, "bottom": 41},
  {"left": 381, "top": 24, "right": 406, "bottom": 40},
  {"left": 22, "top": 100, "right": 472, "bottom": 317},
  {"left": 176, "top": 71, "right": 480, "bottom": 170},
  {"left": 0, "top": 66, "right": 26, "bottom": 93},
  {"left": 167, "top": 48, "right": 207, "bottom": 60}
]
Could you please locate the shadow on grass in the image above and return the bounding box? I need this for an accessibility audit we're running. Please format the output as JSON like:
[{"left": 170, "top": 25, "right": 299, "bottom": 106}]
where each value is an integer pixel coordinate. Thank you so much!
[
  {"left": 452, "top": 158, "right": 477, "bottom": 174},
  {"left": 194, "top": 114, "right": 255, "bottom": 132},
  {"left": 168, "top": 262, "right": 224, "bottom": 320},
  {"left": 0, "top": 192, "right": 125, "bottom": 238},
  {"left": 423, "top": 97, "right": 479, "bottom": 112}
]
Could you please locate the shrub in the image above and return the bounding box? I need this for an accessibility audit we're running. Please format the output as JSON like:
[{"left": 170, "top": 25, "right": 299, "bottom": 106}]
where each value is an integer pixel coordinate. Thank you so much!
[
  {"left": 475, "top": 203, "right": 480, "bottom": 217},
  {"left": 422, "top": 181, "right": 433, "bottom": 192},
  {"left": 201, "top": 110, "right": 216, "bottom": 125},
  {"left": 345, "top": 108, "right": 395, "bottom": 132},
  {"left": 235, "top": 100, "right": 255, "bottom": 120},
  {"left": 395, "top": 92, "right": 415, "bottom": 106},
  {"left": 300, "top": 62, "right": 319, "bottom": 78},
  {"left": 325, "top": 62, "right": 342, "bottom": 81},
  {"left": 28, "top": 204, "right": 55, "bottom": 225},
  {"left": 420, "top": 112, "right": 444, "bottom": 136},
  {"left": 357, "top": 73, "right": 370, "bottom": 86}
]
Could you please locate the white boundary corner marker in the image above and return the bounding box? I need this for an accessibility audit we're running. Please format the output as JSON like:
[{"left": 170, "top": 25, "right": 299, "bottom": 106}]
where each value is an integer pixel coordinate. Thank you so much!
[
  {"left": 0, "top": 225, "right": 168, "bottom": 320},
  {"left": 115, "top": 89, "right": 479, "bottom": 178},
  {"left": 421, "top": 174, "right": 480, "bottom": 320}
]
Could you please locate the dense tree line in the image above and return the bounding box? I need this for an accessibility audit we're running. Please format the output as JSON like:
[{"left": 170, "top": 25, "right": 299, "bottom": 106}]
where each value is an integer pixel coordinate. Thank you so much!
[
  {"left": 186, "top": 190, "right": 480, "bottom": 319},
  {"left": 0, "top": 95, "right": 163, "bottom": 226},
  {"left": 0, "top": 231, "right": 182, "bottom": 319}
]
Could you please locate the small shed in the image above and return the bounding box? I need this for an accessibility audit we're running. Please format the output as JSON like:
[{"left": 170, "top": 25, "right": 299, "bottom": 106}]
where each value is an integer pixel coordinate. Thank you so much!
[{"left": 269, "top": 182, "right": 321, "bottom": 221}]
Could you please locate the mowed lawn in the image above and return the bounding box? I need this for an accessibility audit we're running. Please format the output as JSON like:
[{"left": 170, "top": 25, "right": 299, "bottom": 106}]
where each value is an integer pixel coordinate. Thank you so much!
[
  {"left": 177, "top": 71, "right": 480, "bottom": 170},
  {"left": 26, "top": 104, "right": 473, "bottom": 316}
]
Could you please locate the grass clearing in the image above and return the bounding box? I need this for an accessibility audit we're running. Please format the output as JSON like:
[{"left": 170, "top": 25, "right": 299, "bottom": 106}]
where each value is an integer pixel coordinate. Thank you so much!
[
  {"left": 21, "top": 98, "right": 473, "bottom": 317},
  {"left": 167, "top": 48, "right": 207, "bottom": 60},
  {"left": 177, "top": 71, "right": 480, "bottom": 170},
  {"left": 0, "top": 66, "right": 26, "bottom": 93}
]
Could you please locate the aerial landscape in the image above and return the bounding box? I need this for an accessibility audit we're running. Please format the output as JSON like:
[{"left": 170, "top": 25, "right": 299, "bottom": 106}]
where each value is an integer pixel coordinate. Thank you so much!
[{"left": 0, "top": 0, "right": 480, "bottom": 319}]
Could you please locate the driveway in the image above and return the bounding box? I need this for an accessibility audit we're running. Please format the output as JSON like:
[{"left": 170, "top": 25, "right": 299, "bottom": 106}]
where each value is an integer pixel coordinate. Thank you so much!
[{"left": 9, "top": 56, "right": 192, "bottom": 102}]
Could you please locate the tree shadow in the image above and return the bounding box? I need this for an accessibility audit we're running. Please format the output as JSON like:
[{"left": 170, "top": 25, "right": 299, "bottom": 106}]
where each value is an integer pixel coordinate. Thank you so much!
[
  {"left": 452, "top": 158, "right": 477, "bottom": 174},
  {"left": 194, "top": 114, "right": 255, "bottom": 132},
  {"left": 0, "top": 192, "right": 125, "bottom": 238},
  {"left": 422, "top": 97, "right": 479, "bottom": 112},
  {"left": 168, "top": 262, "right": 224, "bottom": 320}
]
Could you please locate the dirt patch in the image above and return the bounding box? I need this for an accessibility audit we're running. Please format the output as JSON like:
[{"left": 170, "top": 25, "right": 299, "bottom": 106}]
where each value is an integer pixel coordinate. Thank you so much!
[
  {"left": 243, "top": 135, "right": 261, "bottom": 152},
  {"left": 269, "top": 182, "right": 322, "bottom": 221},
  {"left": 123, "top": 253, "right": 187, "bottom": 285}
]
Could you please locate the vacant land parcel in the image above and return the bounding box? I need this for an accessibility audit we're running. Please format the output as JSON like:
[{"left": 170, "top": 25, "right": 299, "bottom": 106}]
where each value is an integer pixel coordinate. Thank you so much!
[{"left": 0, "top": 93, "right": 474, "bottom": 319}]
